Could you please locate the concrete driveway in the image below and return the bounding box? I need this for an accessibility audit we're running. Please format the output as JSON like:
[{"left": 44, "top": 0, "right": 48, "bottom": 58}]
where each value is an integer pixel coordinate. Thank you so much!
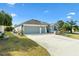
[{"left": 26, "top": 34, "right": 79, "bottom": 56}]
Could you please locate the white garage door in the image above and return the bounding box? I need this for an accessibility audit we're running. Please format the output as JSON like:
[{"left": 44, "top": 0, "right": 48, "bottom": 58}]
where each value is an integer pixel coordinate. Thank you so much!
[
  {"left": 23, "top": 26, "right": 40, "bottom": 34},
  {"left": 23, "top": 26, "right": 46, "bottom": 34}
]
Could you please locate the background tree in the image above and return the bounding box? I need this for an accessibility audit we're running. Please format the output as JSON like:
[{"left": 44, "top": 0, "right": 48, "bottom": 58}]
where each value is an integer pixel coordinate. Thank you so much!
[
  {"left": 55, "top": 20, "right": 64, "bottom": 31},
  {"left": 67, "top": 19, "right": 77, "bottom": 33},
  {"left": 0, "top": 11, "right": 4, "bottom": 25},
  {"left": 0, "top": 10, "right": 12, "bottom": 26},
  {"left": 55, "top": 20, "right": 65, "bottom": 34},
  {"left": 62, "top": 22, "right": 71, "bottom": 32},
  {"left": 55, "top": 19, "right": 78, "bottom": 34},
  {"left": 0, "top": 10, "right": 13, "bottom": 32}
]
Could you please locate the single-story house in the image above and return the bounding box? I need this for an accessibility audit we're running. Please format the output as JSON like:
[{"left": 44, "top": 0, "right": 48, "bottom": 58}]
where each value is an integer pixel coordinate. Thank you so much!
[{"left": 14, "top": 19, "right": 55, "bottom": 34}]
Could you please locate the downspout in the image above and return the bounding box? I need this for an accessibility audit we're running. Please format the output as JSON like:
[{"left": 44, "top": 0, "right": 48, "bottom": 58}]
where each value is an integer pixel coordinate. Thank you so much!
[
  {"left": 40, "top": 27, "right": 42, "bottom": 34},
  {"left": 21, "top": 24, "right": 24, "bottom": 35}
]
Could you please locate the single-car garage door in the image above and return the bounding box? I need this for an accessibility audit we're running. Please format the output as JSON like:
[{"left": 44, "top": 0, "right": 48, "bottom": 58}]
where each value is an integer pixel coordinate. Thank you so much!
[{"left": 23, "top": 26, "right": 40, "bottom": 34}]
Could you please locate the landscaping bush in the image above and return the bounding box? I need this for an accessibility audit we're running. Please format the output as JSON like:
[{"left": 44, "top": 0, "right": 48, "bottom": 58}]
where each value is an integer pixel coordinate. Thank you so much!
[
  {"left": 5, "top": 27, "right": 14, "bottom": 32},
  {"left": 0, "top": 33, "right": 5, "bottom": 40},
  {"left": 0, "top": 34, "right": 4, "bottom": 38}
]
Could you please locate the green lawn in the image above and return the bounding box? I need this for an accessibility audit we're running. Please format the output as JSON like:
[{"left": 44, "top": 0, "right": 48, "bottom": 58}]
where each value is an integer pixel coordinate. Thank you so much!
[
  {"left": 63, "top": 33, "right": 79, "bottom": 39},
  {"left": 0, "top": 32, "right": 50, "bottom": 56}
]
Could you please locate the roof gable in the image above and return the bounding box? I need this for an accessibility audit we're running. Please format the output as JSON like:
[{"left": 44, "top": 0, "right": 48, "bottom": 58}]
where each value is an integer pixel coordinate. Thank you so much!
[
  {"left": 15, "top": 19, "right": 49, "bottom": 27},
  {"left": 23, "top": 19, "right": 49, "bottom": 25}
]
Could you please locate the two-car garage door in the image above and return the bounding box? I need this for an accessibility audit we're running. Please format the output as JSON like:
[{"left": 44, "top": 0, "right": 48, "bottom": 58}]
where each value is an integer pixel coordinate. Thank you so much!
[{"left": 23, "top": 26, "right": 46, "bottom": 34}]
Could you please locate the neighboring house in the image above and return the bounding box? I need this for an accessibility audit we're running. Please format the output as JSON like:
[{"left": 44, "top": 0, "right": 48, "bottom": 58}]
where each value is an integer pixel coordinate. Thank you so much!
[
  {"left": 0, "top": 26, "right": 4, "bottom": 33},
  {"left": 14, "top": 19, "right": 55, "bottom": 34}
]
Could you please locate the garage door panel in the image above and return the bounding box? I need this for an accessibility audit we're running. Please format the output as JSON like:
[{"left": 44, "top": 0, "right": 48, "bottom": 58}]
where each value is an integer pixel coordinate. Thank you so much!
[{"left": 23, "top": 26, "right": 40, "bottom": 34}]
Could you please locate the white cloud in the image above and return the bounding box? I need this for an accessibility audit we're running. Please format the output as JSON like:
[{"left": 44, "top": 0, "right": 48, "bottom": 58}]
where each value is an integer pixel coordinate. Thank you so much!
[
  {"left": 11, "top": 13, "right": 16, "bottom": 17},
  {"left": 67, "top": 12, "right": 76, "bottom": 15},
  {"left": 67, "top": 16, "right": 72, "bottom": 19},
  {"left": 7, "top": 3, "right": 16, "bottom": 5},
  {"left": 44, "top": 10, "right": 49, "bottom": 13},
  {"left": 7, "top": 3, "right": 16, "bottom": 7}
]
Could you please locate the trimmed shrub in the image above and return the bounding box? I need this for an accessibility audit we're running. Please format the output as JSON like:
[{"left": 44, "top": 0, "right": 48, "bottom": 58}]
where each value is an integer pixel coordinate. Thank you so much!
[{"left": 5, "top": 26, "right": 14, "bottom": 31}]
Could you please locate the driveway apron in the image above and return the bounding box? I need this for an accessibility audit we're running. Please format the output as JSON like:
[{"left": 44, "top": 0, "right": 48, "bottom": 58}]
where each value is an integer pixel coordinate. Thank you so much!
[{"left": 26, "top": 34, "right": 79, "bottom": 56}]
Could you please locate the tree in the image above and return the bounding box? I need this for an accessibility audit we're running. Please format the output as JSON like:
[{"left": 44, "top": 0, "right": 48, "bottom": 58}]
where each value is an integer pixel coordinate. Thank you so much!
[
  {"left": 55, "top": 19, "right": 78, "bottom": 34},
  {"left": 72, "top": 25, "right": 79, "bottom": 32},
  {"left": 5, "top": 26, "right": 14, "bottom": 31},
  {"left": 0, "top": 10, "right": 12, "bottom": 26},
  {"left": 0, "top": 11, "right": 4, "bottom": 25},
  {"left": 62, "top": 22, "right": 71, "bottom": 32},
  {"left": 56, "top": 20, "right": 64, "bottom": 31},
  {"left": 54, "top": 20, "right": 65, "bottom": 34},
  {"left": 67, "top": 19, "right": 77, "bottom": 33}
]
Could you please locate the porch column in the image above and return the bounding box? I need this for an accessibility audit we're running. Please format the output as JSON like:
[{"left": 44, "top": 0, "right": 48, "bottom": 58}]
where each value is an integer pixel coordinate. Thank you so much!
[
  {"left": 45, "top": 26, "right": 47, "bottom": 33},
  {"left": 50, "top": 26, "right": 52, "bottom": 32},
  {"left": 50, "top": 25, "right": 54, "bottom": 32},
  {"left": 40, "top": 27, "right": 42, "bottom": 34},
  {"left": 52, "top": 25, "right": 54, "bottom": 31}
]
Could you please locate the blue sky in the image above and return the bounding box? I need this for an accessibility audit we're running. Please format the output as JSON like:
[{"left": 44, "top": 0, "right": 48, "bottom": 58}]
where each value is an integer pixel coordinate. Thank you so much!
[{"left": 0, "top": 3, "right": 79, "bottom": 25}]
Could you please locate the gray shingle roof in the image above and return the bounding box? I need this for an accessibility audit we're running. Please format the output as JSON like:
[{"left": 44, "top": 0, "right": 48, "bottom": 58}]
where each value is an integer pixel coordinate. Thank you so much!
[
  {"left": 23, "top": 19, "right": 49, "bottom": 25},
  {"left": 15, "top": 19, "right": 49, "bottom": 27}
]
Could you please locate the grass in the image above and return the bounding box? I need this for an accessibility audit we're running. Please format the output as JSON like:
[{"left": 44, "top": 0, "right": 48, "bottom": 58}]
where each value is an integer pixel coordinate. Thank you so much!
[
  {"left": 63, "top": 33, "right": 79, "bottom": 40},
  {"left": 0, "top": 32, "right": 50, "bottom": 56}
]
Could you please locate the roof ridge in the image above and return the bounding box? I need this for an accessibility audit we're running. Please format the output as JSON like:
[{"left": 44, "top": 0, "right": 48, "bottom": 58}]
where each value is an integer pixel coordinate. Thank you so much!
[{"left": 15, "top": 19, "right": 49, "bottom": 27}]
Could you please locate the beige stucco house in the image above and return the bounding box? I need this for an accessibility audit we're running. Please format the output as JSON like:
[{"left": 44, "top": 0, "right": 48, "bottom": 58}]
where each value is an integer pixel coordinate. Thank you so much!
[{"left": 14, "top": 19, "right": 55, "bottom": 34}]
